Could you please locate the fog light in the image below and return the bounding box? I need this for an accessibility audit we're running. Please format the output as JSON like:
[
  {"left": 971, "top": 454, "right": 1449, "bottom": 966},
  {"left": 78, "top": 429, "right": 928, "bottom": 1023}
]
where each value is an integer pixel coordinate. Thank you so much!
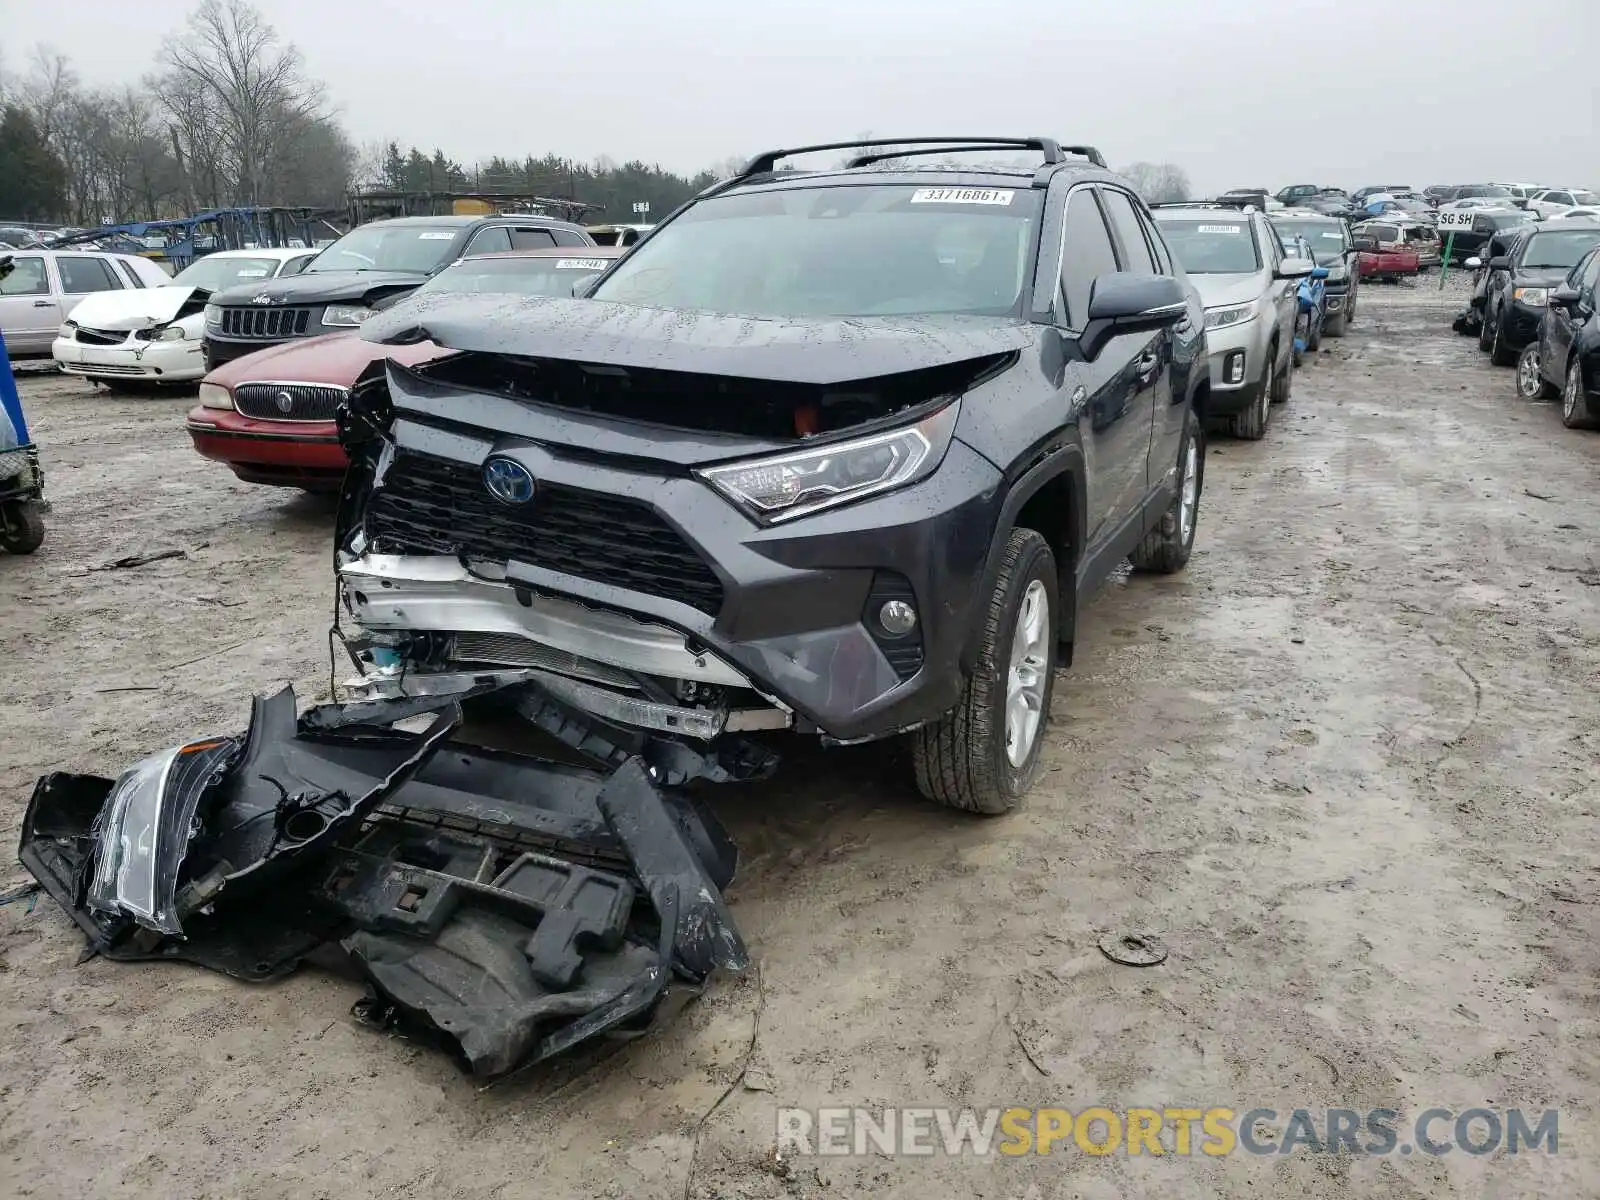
[
  {"left": 878, "top": 599, "right": 918, "bottom": 636},
  {"left": 1225, "top": 351, "right": 1246, "bottom": 384}
]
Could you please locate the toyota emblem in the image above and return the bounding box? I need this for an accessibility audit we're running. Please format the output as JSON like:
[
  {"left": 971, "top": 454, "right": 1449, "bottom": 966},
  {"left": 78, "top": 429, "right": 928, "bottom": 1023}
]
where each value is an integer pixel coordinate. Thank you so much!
[
  {"left": 483, "top": 456, "right": 536, "bottom": 505},
  {"left": 274, "top": 390, "right": 294, "bottom": 415}
]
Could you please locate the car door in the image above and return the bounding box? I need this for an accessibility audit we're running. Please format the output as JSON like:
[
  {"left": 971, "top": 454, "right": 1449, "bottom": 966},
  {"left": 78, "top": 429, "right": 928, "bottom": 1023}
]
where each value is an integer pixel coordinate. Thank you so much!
[
  {"left": 0, "top": 255, "right": 61, "bottom": 354},
  {"left": 1259, "top": 220, "right": 1296, "bottom": 362},
  {"left": 1054, "top": 187, "right": 1148, "bottom": 550},
  {"left": 1545, "top": 251, "right": 1600, "bottom": 376},
  {"left": 1098, "top": 185, "right": 1181, "bottom": 490}
]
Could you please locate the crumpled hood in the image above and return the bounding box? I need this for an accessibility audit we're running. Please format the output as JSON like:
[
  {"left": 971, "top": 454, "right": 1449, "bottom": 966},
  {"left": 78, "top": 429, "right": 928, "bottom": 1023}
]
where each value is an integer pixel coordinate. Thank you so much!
[
  {"left": 65, "top": 286, "right": 192, "bottom": 330},
  {"left": 211, "top": 269, "right": 425, "bottom": 308},
  {"left": 1188, "top": 274, "right": 1266, "bottom": 310},
  {"left": 361, "top": 294, "right": 1037, "bottom": 385}
]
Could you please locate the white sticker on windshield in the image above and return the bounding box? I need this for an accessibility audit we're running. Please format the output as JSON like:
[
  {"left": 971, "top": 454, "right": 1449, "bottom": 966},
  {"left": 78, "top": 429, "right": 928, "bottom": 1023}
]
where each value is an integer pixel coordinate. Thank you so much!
[
  {"left": 910, "top": 188, "right": 1016, "bottom": 206},
  {"left": 417, "top": 232, "right": 455, "bottom": 240},
  {"left": 555, "top": 258, "right": 609, "bottom": 270},
  {"left": 1198, "top": 225, "right": 1242, "bottom": 234},
  {"left": 236, "top": 269, "right": 268, "bottom": 277}
]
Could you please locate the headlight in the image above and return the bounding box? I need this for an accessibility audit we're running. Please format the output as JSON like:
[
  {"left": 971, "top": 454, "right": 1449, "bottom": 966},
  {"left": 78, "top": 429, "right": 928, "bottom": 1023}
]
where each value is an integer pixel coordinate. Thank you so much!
[
  {"left": 1513, "top": 287, "right": 1548, "bottom": 307},
  {"left": 157, "top": 324, "right": 188, "bottom": 341},
  {"left": 87, "top": 746, "right": 181, "bottom": 932},
  {"left": 58, "top": 322, "right": 77, "bottom": 338},
  {"left": 198, "top": 382, "right": 234, "bottom": 410},
  {"left": 323, "top": 304, "right": 379, "bottom": 327},
  {"left": 697, "top": 401, "right": 960, "bottom": 524},
  {"left": 1324, "top": 264, "right": 1348, "bottom": 282},
  {"left": 204, "top": 303, "right": 221, "bottom": 326},
  {"left": 1204, "top": 304, "right": 1256, "bottom": 330}
]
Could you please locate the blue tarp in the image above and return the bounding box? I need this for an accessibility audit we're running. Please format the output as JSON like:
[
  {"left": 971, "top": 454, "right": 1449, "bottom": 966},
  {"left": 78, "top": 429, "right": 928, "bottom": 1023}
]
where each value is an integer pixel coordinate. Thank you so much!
[{"left": 0, "top": 330, "right": 27, "bottom": 449}]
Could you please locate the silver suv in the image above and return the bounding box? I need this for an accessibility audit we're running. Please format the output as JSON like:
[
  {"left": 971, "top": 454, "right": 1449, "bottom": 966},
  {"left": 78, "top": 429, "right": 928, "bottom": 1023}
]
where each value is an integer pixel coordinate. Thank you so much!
[{"left": 1152, "top": 205, "right": 1312, "bottom": 439}]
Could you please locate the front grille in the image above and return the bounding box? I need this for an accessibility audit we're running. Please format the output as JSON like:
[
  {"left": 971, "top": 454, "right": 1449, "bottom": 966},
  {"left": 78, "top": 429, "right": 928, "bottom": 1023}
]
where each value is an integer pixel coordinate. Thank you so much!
[
  {"left": 235, "top": 382, "right": 347, "bottom": 421},
  {"left": 364, "top": 452, "right": 725, "bottom": 615},
  {"left": 219, "top": 306, "right": 314, "bottom": 339},
  {"left": 70, "top": 362, "right": 143, "bottom": 375},
  {"left": 74, "top": 327, "right": 126, "bottom": 346}
]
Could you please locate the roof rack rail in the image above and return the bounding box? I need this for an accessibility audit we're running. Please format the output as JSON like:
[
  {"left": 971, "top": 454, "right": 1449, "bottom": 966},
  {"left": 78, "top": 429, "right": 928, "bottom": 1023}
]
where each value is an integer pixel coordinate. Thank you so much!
[{"left": 737, "top": 137, "right": 1105, "bottom": 178}]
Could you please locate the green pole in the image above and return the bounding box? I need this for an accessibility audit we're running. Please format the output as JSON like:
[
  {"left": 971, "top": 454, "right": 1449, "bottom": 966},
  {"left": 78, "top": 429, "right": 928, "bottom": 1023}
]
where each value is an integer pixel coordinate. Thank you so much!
[{"left": 1439, "top": 230, "right": 1455, "bottom": 289}]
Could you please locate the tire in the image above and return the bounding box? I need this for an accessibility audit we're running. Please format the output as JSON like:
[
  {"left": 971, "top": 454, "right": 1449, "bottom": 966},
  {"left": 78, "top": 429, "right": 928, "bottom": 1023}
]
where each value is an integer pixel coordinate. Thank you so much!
[
  {"left": 1292, "top": 315, "right": 1306, "bottom": 367},
  {"left": 911, "top": 527, "right": 1059, "bottom": 814},
  {"left": 1561, "top": 358, "right": 1598, "bottom": 430},
  {"left": 0, "top": 500, "right": 45, "bottom": 554},
  {"left": 1478, "top": 310, "right": 1496, "bottom": 353},
  {"left": 1271, "top": 340, "right": 1294, "bottom": 405},
  {"left": 1131, "top": 414, "right": 1203, "bottom": 575},
  {"left": 1489, "top": 318, "right": 1518, "bottom": 367},
  {"left": 1308, "top": 311, "right": 1323, "bottom": 352},
  {"left": 1516, "top": 344, "right": 1557, "bottom": 400},
  {"left": 1325, "top": 310, "right": 1348, "bottom": 338},
  {"left": 1228, "top": 344, "right": 1274, "bottom": 438}
]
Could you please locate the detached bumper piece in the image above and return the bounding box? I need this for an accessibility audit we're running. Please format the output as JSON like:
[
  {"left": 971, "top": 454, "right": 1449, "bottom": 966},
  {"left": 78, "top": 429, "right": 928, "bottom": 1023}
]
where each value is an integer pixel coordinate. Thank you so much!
[{"left": 18, "top": 682, "right": 748, "bottom": 1077}]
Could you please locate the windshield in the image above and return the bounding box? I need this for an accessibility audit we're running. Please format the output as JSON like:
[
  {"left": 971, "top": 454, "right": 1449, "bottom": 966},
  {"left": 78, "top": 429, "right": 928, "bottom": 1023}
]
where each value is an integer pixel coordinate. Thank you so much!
[
  {"left": 1520, "top": 230, "right": 1600, "bottom": 270},
  {"left": 1573, "top": 191, "right": 1599, "bottom": 206},
  {"left": 1271, "top": 220, "right": 1348, "bottom": 263},
  {"left": 1459, "top": 186, "right": 1512, "bottom": 199},
  {"left": 1153, "top": 219, "right": 1260, "bottom": 273},
  {"left": 591, "top": 185, "right": 1042, "bottom": 318},
  {"left": 169, "top": 256, "right": 286, "bottom": 292},
  {"left": 303, "top": 225, "right": 460, "bottom": 274},
  {"left": 1487, "top": 213, "right": 1534, "bottom": 230},
  {"left": 414, "top": 255, "right": 614, "bottom": 298}
]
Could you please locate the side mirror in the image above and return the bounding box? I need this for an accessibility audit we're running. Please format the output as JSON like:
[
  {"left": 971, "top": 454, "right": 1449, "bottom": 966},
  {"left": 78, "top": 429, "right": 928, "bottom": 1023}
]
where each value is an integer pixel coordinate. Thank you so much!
[
  {"left": 1310, "top": 266, "right": 1329, "bottom": 279},
  {"left": 1352, "top": 236, "right": 1379, "bottom": 252},
  {"left": 1488, "top": 256, "right": 1511, "bottom": 271},
  {"left": 1275, "top": 257, "right": 1314, "bottom": 280},
  {"left": 1464, "top": 256, "right": 1483, "bottom": 270},
  {"left": 1080, "top": 274, "right": 1187, "bottom": 358},
  {"left": 1550, "top": 285, "right": 1581, "bottom": 308}
]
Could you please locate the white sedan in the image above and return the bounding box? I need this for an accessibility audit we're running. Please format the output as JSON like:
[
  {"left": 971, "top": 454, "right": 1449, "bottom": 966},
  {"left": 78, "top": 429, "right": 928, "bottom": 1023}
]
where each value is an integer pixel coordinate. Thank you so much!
[
  {"left": 53, "top": 248, "right": 318, "bottom": 386},
  {"left": 1526, "top": 189, "right": 1599, "bottom": 221}
]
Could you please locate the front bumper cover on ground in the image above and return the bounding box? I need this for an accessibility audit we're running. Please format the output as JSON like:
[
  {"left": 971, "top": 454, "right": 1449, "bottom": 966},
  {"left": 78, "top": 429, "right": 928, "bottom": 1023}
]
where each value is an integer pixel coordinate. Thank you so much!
[{"left": 17, "top": 679, "right": 748, "bottom": 1076}]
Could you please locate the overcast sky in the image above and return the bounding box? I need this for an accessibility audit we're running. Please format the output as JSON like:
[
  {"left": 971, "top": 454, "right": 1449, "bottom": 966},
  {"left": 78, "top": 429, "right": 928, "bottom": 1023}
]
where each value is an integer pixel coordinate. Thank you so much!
[{"left": 11, "top": 0, "right": 1597, "bottom": 194}]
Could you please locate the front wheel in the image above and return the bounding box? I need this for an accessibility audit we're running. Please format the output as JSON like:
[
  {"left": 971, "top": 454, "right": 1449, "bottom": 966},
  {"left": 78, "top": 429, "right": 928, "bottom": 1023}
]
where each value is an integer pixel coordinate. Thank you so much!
[
  {"left": 911, "top": 527, "right": 1059, "bottom": 814},
  {"left": 1308, "top": 309, "right": 1324, "bottom": 351},
  {"left": 0, "top": 500, "right": 46, "bottom": 554},
  {"left": 1562, "top": 359, "right": 1597, "bottom": 429},
  {"left": 1131, "top": 414, "right": 1203, "bottom": 574}
]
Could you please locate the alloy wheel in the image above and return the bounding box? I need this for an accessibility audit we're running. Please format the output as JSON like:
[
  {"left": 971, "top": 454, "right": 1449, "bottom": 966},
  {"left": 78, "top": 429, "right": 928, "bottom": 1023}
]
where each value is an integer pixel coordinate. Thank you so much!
[{"left": 1004, "top": 580, "right": 1050, "bottom": 768}]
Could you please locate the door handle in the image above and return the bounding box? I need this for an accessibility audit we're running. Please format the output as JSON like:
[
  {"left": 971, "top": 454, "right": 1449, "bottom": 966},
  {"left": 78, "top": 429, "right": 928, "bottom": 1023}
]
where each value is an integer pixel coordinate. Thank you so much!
[{"left": 32, "top": 299, "right": 52, "bottom": 307}]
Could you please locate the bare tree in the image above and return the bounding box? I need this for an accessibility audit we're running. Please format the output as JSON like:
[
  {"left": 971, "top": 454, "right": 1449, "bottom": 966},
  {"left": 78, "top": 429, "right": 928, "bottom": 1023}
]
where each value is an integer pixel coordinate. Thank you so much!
[
  {"left": 155, "top": 0, "right": 328, "bottom": 205},
  {"left": 1118, "top": 162, "right": 1191, "bottom": 204}
]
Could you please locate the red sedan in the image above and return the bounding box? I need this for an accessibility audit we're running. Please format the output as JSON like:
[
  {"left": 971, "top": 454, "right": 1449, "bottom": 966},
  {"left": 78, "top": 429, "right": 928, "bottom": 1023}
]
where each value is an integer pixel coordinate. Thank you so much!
[{"left": 186, "top": 247, "right": 624, "bottom": 489}]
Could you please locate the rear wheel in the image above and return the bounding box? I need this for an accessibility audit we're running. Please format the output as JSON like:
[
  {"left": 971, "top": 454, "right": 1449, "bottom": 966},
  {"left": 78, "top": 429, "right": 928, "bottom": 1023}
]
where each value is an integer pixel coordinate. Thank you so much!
[
  {"left": 1489, "top": 318, "right": 1518, "bottom": 366},
  {"left": 1562, "top": 359, "right": 1597, "bottom": 429},
  {"left": 0, "top": 500, "right": 45, "bottom": 554},
  {"left": 1130, "top": 414, "right": 1203, "bottom": 575},
  {"left": 1478, "top": 309, "right": 1496, "bottom": 353},
  {"left": 1516, "top": 344, "right": 1557, "bottom": 400},
  {"left": 911, "top": 527, "right": 1058, "bottom": 814}
]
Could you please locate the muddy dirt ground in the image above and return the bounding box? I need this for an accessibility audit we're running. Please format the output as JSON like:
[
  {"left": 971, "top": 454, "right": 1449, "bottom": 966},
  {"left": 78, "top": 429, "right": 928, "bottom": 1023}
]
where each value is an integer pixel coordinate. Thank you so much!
[{"left": 2, "top": 278, "right": 1598, "bottom": 1199}]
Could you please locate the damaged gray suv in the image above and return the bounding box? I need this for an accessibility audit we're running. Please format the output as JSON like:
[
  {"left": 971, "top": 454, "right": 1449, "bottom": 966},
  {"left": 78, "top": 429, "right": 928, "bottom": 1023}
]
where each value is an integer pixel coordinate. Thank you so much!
[{"left": 337, "top": 137, "right": 1211, "bottom": 814}]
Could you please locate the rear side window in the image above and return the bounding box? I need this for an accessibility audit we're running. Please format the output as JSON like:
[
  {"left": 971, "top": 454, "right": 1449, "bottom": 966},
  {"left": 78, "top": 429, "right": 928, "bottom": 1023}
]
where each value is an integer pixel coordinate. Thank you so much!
[
  {"left": 1580, "top": 251, "right": 1600, "bottom": 298},
  {"left": 58, "top": 256, "right": 121, "bottom": 293},
  {"left": 508, "top": 228, "right": 556, "bottom": 250},
  {"left": 1098, "top": 189, "right": 1157, "bottom": 274},
  {"left": 466, "top": 226, "right": 513, "bottom": 255},
  {"left": 0, "top": 256, "right": 48, "bottom": 296},
  {"left": 283, "top": 254, "right": 317, "bottom": 276},
  {"left": 116, "top": 260, "right": 147, "bottom": 288},
  {"left": 1058, "top": 190, "right": 1119, "bottom": 326}
]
